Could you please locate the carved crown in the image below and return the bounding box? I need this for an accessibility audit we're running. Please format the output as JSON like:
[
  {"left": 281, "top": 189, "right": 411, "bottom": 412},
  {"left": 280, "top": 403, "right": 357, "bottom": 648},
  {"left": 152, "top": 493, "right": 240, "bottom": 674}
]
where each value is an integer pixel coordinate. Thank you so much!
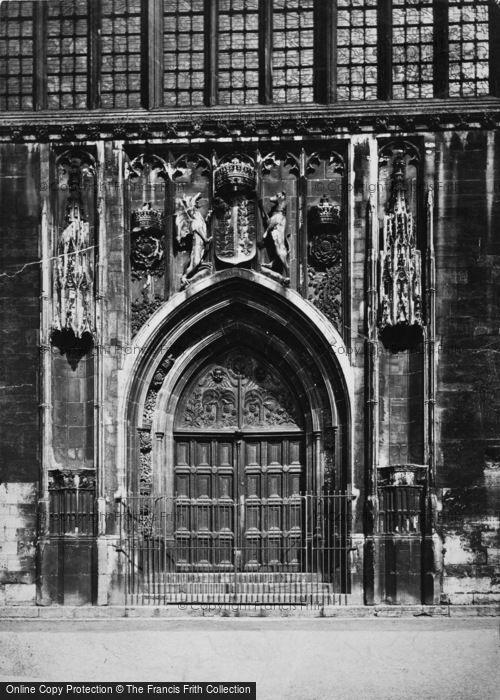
[
  {"left": 214, "top": 157, "right": 256, "bottom": 195},
  {"left": 317, "top": 197, "right": 341, "bottom": 225},
  {"left": 132, "top": 202, "right": 163, "bottom": 231}
]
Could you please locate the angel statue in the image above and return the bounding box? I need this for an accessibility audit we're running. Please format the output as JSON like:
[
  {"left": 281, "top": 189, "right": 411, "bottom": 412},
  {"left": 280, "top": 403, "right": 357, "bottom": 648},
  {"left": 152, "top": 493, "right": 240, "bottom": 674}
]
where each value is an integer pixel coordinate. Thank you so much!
[{"left": 175, "top": 193, "right": 213, "bottom": 288}]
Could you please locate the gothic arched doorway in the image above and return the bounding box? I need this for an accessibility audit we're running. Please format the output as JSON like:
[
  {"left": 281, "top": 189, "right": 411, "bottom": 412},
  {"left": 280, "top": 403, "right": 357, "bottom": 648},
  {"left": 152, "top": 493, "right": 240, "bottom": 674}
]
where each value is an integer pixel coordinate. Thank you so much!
[
  {"left": 120, "top": 272, "right": 354, "bottom": 604},
  {"left": 173, "top": 349, "right": 305, "bottom": 571}
]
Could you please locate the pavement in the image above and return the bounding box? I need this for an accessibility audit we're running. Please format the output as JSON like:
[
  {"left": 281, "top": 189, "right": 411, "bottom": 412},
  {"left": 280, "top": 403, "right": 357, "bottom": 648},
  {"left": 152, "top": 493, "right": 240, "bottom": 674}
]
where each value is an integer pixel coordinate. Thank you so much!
[{"left": 0, "top": 617, "right": 499, "bottom": 700}]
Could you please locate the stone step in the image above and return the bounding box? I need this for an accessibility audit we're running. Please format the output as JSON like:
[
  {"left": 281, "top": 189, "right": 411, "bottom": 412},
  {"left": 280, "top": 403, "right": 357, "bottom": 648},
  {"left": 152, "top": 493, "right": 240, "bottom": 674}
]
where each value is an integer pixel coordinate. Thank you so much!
[
  {"left": 143, "top": 572, "right": 329, "bottom": 583},
  {"left": 145, "top": 583, "right": 335, "bottom": 595},
  {"left": 142, "top": 592, "right": 341, "bottom": 605}
]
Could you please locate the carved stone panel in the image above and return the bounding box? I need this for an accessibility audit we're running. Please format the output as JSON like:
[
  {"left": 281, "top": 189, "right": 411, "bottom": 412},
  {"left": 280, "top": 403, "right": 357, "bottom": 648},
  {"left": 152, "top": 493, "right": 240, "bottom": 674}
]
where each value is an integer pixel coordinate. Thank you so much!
[
  {"left": 378, "top": 149, "right": 423, "bottom": 331},
  {"left": 126, "top": 152, "right": 170, "bottom": 336},
  {"left": 175, "top": 351, "right": 303, "bottom": 431},
  {"left": 52, "top": 151, "right": 96, "bottom": 341},
  {"left": 131, "top": 202, "right": 165, "bottom": 280},
  {"left": 173, "top": 155, "right": 212, "bottom": 289},
  {"left": 307, "top": 195, "right": 344, "bottom": 332},
  {"left": 213, "top": 155, "right": 257, "bottom": 266}
]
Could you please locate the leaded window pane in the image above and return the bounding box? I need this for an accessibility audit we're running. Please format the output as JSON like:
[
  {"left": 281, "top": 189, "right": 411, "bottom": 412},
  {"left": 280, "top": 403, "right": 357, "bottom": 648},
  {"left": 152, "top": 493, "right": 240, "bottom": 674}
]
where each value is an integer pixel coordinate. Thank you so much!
[
  {"left": 392, "top": 0, "right": 434, "bottom": 99},
  {"left": 46, "top": 0, "right": 88, "bottom": 110},
  {"left": 337, "top": 0, "right": 378, "bottom": 101},
  {"left": 0, "top": 1, "right": 34, "bottom": 110},
  {"left": 449, "top": 0, "right": 489, "bottom": 97},
  {"left": 272, "top": 0, "right": 314, "bottom": 104},
  {"left": 218, "top": 0, "right": 259, "bottom": 105},
  {"left": 164, "top": 0, "right": 205, "bottom": 107},
  {"left": 101, "top": 0, "right": 142, "bottom": 109}
]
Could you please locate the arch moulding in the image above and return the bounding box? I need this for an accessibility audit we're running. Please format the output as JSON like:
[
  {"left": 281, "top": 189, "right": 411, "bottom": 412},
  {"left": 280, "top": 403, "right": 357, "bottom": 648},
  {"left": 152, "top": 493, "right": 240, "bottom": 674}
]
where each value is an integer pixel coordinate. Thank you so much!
[{"left": 115, "top": 269, "right": 355, "bottom": 498}]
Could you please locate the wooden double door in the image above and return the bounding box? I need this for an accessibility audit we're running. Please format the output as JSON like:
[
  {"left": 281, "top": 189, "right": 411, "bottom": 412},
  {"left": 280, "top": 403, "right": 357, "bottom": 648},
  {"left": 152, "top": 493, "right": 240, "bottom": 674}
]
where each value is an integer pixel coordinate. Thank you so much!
[{"left": 173, "top": 351, "right": 305, "bottom": 571}]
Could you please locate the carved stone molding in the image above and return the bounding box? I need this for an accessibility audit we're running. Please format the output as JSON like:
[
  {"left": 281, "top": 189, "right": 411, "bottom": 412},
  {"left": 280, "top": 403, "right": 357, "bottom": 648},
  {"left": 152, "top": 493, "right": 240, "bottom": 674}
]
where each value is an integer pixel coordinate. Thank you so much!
[
  {"left": 138, "top": 429, "right": 152, "bottom": 493},
  {"left": 131, "top": 293, "right": 163, "bottom": 337},
  {"left": 3, "top": 104, "right": 499, "bottom": 143},
  {"left": 125, "top": 152, "right": 173, "bottom": 181},
  {"left": 48, "top": 469, "right": 96, "bottom": 490},
  {"left": 308, "top": 265, "right": 342, "bottom": 331},
  {"left": 377, "top": 464, "right": 428, "bottom": 487},
  {"left": 143, "top": 352, "right": 176, "bottom": 426}
]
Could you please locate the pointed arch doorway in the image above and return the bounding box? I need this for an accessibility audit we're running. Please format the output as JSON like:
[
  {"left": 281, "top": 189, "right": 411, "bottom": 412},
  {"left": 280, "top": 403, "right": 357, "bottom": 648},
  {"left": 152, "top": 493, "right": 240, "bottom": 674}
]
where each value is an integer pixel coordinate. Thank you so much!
[
  {"left": 121, "top": 273, "right": 355, "bottom": 604},
  {"left": 173, "top": 349, "right": 306, "bottom": 572}
]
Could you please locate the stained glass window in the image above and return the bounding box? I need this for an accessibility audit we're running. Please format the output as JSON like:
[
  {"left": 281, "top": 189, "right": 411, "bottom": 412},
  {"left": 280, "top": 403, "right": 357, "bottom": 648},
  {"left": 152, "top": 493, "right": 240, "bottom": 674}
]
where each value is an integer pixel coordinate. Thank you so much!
[
  {"left": 337, "top": 0, "right": 378, "bottom": 101},
  {"left": 272, "top": 0, "right": 314, "bottom": 103},
  {"left": 0, "top": 1, "right": 34, "bottom": 111},
  {"left": 449, "top": 0, "right": 489, "bottom": 97},
  {"left": 218, "top": 0, "right": 259, "bottom": 105},
  {"left": 164, "top": 0, "right": 205, "bottom": 107},
  {"left": 47, "top": 0, "right": 88, "bottom": 109},
  {"left": 101, "top": 0, "right": 142, "bottom": 109},
  {"left": 392, "top": 0, "right": 433, "bottom": 99}
]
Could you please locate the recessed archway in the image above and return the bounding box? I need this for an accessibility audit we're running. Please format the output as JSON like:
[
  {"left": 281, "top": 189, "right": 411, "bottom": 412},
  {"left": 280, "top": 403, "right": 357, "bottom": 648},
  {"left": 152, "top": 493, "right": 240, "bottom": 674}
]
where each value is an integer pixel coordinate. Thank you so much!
[
  {"left": 117, "top": 270, "right": 353, "bottom": 499},
  {"left": 116, "top": 269, "right": 354, "bottom": 599}
]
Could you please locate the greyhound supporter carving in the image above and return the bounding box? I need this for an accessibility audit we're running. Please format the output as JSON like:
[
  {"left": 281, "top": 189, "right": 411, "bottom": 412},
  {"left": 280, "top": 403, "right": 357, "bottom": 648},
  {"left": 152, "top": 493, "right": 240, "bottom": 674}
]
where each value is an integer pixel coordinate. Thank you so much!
[{"left": 259, "top": 191, "right": 289, "bottom": 280}]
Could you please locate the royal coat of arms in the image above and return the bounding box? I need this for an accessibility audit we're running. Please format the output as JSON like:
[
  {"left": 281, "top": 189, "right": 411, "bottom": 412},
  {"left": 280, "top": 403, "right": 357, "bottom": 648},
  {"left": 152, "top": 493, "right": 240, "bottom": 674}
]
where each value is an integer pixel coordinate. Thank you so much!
[{"left": 213, "top": 156, "right": 257, "bottom": 266}]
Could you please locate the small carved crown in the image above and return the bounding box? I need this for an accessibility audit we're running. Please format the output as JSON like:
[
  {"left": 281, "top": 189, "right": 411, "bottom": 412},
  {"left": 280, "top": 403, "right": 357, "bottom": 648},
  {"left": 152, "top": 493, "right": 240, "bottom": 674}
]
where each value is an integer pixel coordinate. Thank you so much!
[
  {"left": 132, "top": 202, "right": 163, "bottom": 231},
  {"left": 317, "top": 197, "right": 341, "bottom": 225},
  {"left": 214, "top": 157, "right": 256, "bottom": 195}
]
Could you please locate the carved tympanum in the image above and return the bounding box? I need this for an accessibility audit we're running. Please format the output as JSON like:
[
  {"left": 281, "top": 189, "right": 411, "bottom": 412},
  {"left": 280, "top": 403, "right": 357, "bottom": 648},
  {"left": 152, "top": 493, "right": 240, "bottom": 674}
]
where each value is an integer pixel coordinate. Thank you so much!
[{"left": 176, "top": 352, "right": 303, "bottom": 431}]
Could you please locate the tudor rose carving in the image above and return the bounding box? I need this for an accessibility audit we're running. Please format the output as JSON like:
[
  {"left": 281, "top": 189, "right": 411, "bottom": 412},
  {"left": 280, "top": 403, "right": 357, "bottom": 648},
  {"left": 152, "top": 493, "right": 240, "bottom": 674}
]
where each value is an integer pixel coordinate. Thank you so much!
[
  {"left": 307, "top": 195, "right": 343, "bottom": 331},
  {"left": 131, "top": 202, "right": 164, "bottom": 278}
]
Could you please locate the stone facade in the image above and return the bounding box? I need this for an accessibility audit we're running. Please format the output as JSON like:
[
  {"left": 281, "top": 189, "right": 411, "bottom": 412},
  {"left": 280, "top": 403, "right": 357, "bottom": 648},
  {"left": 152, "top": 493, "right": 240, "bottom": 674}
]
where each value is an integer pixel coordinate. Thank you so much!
[{"left": 0, "top": 1, "right": 499, "bottom": 608}]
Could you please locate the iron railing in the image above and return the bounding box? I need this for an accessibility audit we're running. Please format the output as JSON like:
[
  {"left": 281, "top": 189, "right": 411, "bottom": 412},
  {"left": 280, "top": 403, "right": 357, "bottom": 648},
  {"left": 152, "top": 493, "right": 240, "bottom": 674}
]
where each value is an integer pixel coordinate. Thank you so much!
[{"left": 118, "top": 492, "right": 353, "bottom": 606}]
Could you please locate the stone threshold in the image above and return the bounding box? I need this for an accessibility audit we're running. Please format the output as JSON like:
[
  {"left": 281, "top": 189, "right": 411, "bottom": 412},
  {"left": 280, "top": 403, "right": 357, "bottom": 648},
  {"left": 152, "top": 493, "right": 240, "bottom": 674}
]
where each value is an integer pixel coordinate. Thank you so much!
[{"left": 0, "top": 604, "right": 499, "bottom": 619}]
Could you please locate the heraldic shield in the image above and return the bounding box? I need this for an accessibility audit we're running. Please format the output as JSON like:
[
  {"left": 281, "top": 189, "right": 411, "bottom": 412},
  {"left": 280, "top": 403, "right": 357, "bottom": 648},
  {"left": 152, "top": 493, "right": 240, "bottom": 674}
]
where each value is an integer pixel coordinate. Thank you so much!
[{"left": 213, "top": 155, "right": 257, "bottom": 266}]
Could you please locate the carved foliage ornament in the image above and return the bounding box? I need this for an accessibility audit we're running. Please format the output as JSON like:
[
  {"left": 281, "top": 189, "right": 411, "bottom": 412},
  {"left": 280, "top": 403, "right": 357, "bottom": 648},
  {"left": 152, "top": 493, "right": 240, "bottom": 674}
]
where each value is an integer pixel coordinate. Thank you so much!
[
  {"left": 53, "top": 152, "right": 95, "bottom": 340},
  {"left": 379, "top": 151, "right": 423, "bottom": 330},
  {"left": 48, "top": 470, "right": 96, "bottom": 490},
  {"left": 177, "top": 352, "right": 303, "bottom": 431}
]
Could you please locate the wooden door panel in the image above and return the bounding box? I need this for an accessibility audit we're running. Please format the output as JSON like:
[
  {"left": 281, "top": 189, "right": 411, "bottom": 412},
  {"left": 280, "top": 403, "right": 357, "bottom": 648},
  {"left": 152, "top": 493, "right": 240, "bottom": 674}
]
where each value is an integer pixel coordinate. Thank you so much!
[
  {"left": 173, "top": 352, "right": 305, "bottom": 571},
  {"left": 215, "top": 439, "right": 235, "bottom": 501}
]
